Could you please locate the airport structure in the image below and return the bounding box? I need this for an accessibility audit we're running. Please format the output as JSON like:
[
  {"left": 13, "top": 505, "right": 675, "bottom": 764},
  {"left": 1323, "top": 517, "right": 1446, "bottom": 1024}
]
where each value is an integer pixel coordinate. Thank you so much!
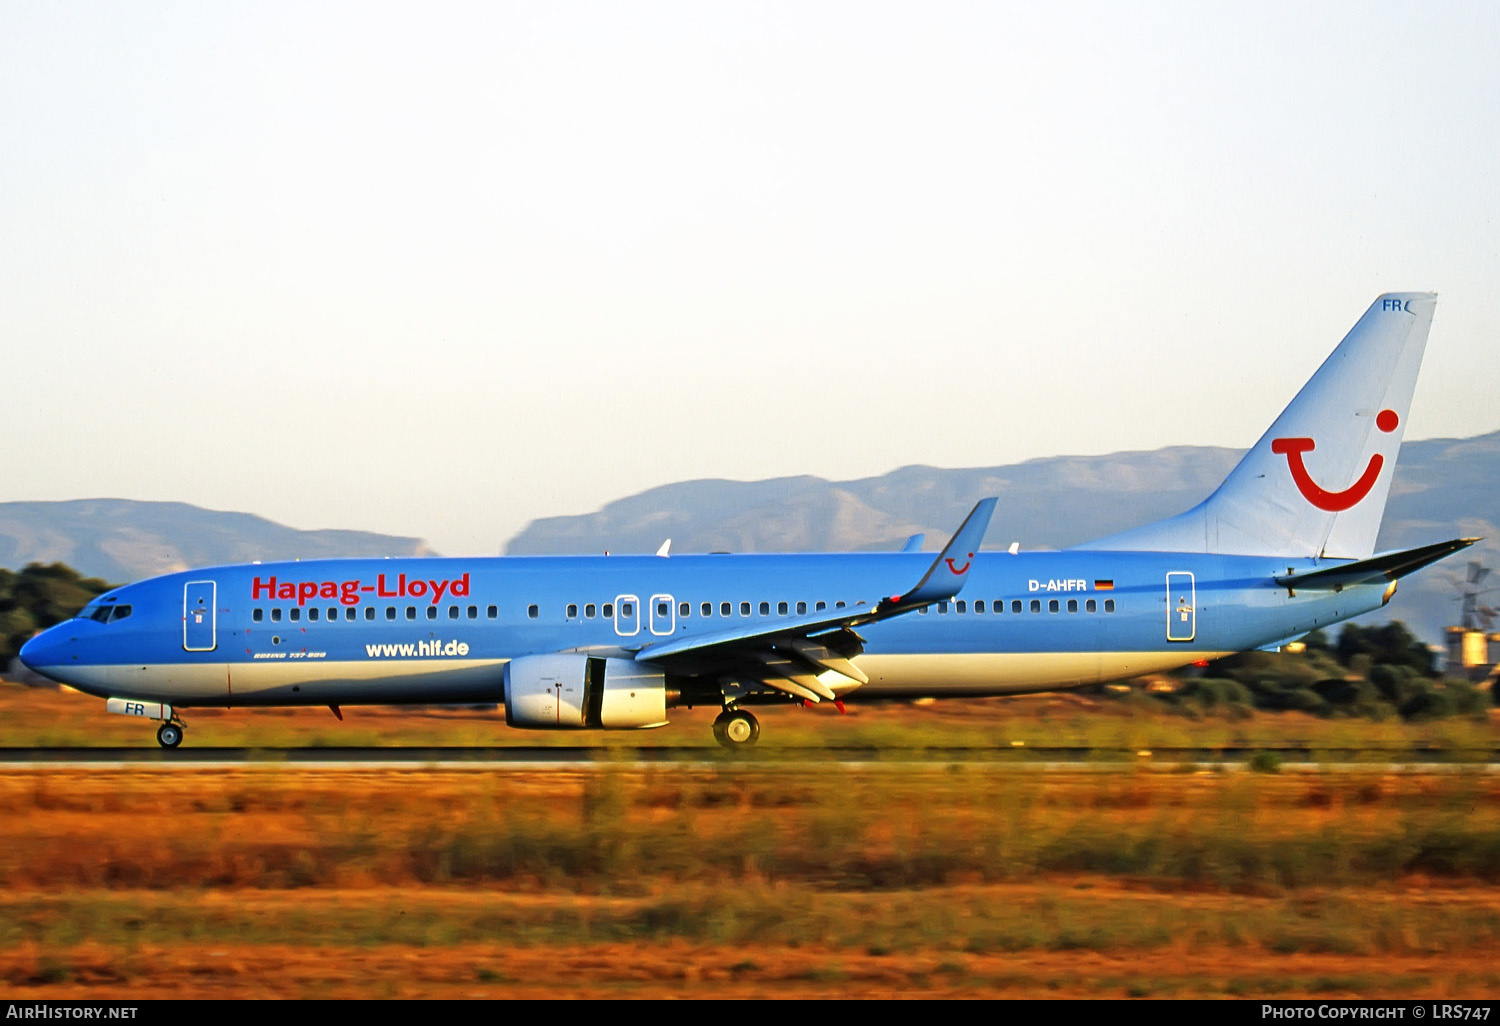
[{"left": 1444, "top": 561, "right": 1500, "bottom": 685}]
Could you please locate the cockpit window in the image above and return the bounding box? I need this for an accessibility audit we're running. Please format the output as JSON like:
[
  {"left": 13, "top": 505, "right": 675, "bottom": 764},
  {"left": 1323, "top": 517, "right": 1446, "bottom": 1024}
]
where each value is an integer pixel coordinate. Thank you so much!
[{"left": 82, "top": 603, "right": 131, "bottom": 623}]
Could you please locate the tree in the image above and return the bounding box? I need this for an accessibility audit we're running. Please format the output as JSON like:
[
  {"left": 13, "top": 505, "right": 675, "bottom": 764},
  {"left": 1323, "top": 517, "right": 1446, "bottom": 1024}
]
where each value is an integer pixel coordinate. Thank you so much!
[{"left": 0, "top": 564, "right": 112, "bottom": 671}]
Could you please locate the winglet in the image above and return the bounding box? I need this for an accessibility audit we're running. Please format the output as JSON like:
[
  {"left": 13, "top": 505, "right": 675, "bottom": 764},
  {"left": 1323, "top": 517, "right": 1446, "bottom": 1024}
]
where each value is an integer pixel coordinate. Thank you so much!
[
  {"left": 886, "top": 498, "right": 997, "bottom": 608},
  {"left": 900, "top": 533, "right": 926, "bottom": 553},
  {"left": 655, "top": 539, "right": 671, "bottom": 558}
]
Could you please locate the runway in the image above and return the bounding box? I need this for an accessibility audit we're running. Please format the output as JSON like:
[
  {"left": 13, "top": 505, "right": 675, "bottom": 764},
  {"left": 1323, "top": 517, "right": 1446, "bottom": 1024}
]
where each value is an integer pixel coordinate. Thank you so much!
[{"left": 2, "top": 744, "right": 1498, "bottom": 771}]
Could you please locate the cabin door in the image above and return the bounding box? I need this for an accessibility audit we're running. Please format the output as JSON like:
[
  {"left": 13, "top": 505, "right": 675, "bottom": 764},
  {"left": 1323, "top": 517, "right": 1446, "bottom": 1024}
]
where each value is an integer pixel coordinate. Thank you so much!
[{"left": 183, "top": 581, "right": 217, "bottom": 652}]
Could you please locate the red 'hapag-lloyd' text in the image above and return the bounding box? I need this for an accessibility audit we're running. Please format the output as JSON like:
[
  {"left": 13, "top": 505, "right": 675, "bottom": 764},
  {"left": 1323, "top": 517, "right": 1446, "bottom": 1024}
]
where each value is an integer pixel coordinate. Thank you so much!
[{"left": 251, "top": 573, "right": 471, "bottom": 607}]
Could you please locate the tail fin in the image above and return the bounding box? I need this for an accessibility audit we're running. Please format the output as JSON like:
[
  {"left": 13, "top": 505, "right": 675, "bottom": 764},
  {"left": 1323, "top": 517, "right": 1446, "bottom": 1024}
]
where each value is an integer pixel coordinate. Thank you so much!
[{"left": 1077, "top": 293, "right": 1436, "bottom": 558}]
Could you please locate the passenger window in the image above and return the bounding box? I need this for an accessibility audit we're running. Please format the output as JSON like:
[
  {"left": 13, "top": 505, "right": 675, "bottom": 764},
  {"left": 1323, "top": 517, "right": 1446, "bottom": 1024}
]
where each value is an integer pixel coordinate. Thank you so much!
[
  {"left": 289, "top": 608, "right": 301, "bottom": 622},
  {"left": 406, "top": 607, "right": 417, "bottom": 620},
  {"left": 566, "top": 604, "right": 578, "bottom": 619},
  {"left": 1067, "top": 599, "right": 1078, "bottom": 613},
  {"left": 994, "top": 598, "right": 1003, "bottom": 612},
  {"left": 796, "top": 601, "right": 806, "bottom": 614},
  {"left": 426, "top": 607, "right": 437, "bottom": 620},
  {"left": 1086, "top": 599, "right": 1097, "bottom": 613},
  {"left": 836, "top": 601, "right": 846, "bottom": 609},
  {"left": 603, "top": 603, "right": 613, "bottom": 618},
  {"left": 816, "top": 601, "right": 826, "bottom": 612},
  {"left": 722, "top": 602, "right": 732, "bottom": 616},
  {"left": 364, "top": 607, "right": 375, "bottom": 620},
  {"left": 777, "top": 601, "right": 788, "bottom": 615},
  {"left": 328, "top": 607, "right": 338, "bottom": 621},
  {"left": 680, "top": 602, "right": 690, "bottom": 617},
  {"left": 657, "top": 601, "right": 669, "bottom": 617},
  {"left": 308, "top": 608, "right": 319, "bottom": 622},
  {"left": 487, "top": 605, "right": 498, "bottom": 619},
  {"left": 387, "top": 607, "right": 396, "bottom": 620},
  {"left": 1105, "top": 599, "right": 1115, "bottom": 613},
  {"left": 528, "top": 604, "right": 540, "bottom": 619},
  {"left": 740, "top": 602, "right": 750, "bottom": 617},
  {"left": 468, "top": 605, "right": 478, "bottom": 619},
  {"left": 956, "top": 600, "right": 967, "bottom": 614},
  {"left": 1029, "top": 599, "right": 1041, "bottom": 613},
  {"left": 938, "top": 601, "right": 949, "bottom": 614},
  {"left": 1048, "top": 599, "right": 1059, "bottom": 613},
  {"left": 253, "top": 609, "right": 263, "bottom": 623},
  {"left": 584, "top": 604, "right": 595, "bottom": 618},
  {"left": 1012, "top": 600, "right": 1023, "bottom": 614},
  {"left": 449, "top": 605, "right": 459, "bottom": 620},
  {"left": 919, "top": 606, "right": 929, "bottom": 615},
  {"left": 975, "top": 600, "right": 985, "bottom": 613},
  {"left": 702, "top": 602, "right": 712, "bottom": 617},
  {"left": 759, "top": 601, "right": 769, "bottom": 615}
]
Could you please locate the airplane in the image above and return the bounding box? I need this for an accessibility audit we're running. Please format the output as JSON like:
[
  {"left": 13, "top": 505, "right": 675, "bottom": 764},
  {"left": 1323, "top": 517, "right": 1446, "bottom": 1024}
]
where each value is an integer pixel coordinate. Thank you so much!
[{"left": 19, "top": 292, "right": 1476, "bottom": 749}]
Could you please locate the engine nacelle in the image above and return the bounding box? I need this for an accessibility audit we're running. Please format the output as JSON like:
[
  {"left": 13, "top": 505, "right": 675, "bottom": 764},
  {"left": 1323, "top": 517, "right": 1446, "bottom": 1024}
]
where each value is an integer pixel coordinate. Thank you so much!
[{"left": 503, "top": 654, "right": 669, "bottom": 729}]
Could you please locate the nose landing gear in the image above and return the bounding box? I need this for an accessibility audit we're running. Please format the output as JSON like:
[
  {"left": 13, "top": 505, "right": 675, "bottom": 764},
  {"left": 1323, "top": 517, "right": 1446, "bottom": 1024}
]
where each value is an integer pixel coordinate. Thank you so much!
[
  {"left": 155, "top": 721, "right": 185, "bottom": 749},
  {"left": 104, "top": 698, "right": 187, "bottom": 749}
]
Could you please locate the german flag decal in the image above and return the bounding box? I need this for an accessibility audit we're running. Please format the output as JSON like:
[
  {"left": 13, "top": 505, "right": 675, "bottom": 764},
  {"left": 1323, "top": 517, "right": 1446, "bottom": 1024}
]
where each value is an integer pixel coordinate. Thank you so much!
[{"left": 1093, "top": 580, "right": 1115, "bottom": 591}]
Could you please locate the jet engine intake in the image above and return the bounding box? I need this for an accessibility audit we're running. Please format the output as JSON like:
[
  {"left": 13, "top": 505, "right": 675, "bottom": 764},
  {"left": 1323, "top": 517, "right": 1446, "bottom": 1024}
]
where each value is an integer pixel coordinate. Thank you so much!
[{"left": 503, "top": 654, "right": 668, "bottom": 729}]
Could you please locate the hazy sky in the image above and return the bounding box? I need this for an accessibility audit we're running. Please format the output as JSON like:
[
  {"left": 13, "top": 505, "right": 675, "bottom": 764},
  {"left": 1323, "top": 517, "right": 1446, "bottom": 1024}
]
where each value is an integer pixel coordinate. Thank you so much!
[{"left": 3, "top": 1, "right": 1497, "bottom": 556}]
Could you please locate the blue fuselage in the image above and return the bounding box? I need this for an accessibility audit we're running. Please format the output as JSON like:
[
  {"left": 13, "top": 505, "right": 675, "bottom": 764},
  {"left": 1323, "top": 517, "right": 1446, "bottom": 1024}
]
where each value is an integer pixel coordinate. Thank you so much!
[{"left": 21, "top": 549, "right": 1387, "bottom": 708}]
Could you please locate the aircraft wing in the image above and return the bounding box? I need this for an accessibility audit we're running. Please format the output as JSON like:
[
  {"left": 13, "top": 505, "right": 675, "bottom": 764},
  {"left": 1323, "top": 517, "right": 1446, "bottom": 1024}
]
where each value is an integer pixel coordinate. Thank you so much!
[
  {"left": 1274, "top": 537, "right": 1478, "bottom": 591},
  {"left": 632, "top": 498, "right": 997, "bottom": 703}
]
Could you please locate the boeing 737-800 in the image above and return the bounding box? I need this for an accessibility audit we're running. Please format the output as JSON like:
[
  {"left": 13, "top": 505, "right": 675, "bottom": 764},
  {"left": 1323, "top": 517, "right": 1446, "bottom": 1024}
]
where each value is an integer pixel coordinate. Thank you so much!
[{"left": 20, "top": 293, "right": 1474, "bottom": 748}]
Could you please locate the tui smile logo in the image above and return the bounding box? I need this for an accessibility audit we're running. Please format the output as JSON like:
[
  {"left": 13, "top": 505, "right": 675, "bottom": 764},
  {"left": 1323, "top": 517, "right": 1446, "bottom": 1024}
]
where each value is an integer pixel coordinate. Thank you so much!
[
  {"left": 1270, "top": 409, "right": 1399, "bottom": 512},
  {"left": 945, "top": 554, "right": 973, "bottom": 575}
]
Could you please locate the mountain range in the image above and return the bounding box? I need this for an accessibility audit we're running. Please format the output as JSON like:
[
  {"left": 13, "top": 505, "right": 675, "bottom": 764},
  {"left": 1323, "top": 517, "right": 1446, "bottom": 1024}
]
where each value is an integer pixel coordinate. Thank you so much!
[{"left": 0, "top": 500, "right": 431, "bottom": 584}]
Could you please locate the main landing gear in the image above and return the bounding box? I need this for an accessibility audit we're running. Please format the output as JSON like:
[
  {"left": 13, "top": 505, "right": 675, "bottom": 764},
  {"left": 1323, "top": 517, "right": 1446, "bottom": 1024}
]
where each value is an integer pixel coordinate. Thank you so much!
[{"left": 712, "top": 707, "right": 760, "bottom": 750}]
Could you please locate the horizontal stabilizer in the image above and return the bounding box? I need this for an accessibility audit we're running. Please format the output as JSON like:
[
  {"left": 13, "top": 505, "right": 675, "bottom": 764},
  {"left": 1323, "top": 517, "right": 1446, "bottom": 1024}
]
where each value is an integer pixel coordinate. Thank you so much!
[{"left": 1275, "top": 538, "right": 1478, "bottom": 590}]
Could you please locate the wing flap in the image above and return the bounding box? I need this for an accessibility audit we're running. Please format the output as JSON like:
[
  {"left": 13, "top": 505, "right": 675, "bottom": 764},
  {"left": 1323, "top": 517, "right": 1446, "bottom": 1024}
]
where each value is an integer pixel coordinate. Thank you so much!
[
  {"left": 750, "top": 651, "right": 838, "bottom": 701},
  {"left": 781, "top": 637, "right": 869, "bottom": 685}
]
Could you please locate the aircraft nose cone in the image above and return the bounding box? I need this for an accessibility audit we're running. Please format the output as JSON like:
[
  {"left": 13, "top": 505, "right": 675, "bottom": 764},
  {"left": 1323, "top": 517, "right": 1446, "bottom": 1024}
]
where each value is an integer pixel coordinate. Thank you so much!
[{"left": 19, "top": 626, "right": 69, "bottom": 673}]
